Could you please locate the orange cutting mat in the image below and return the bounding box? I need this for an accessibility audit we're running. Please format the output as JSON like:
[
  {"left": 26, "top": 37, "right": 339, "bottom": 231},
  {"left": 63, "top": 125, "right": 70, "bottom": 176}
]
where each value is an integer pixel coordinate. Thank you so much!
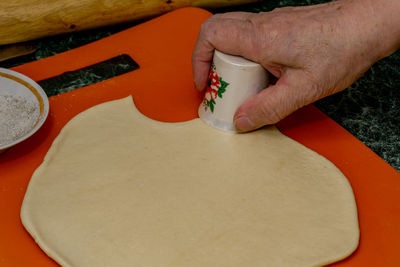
[{"left": 0, "top": 7, "right": 399, "bottom": 267}]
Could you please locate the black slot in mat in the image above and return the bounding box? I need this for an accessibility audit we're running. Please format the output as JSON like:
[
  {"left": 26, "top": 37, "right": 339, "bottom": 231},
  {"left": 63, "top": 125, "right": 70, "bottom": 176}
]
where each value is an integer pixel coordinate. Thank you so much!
[{"left": 38, "top": 54, "right": 139, "bottom": 97}]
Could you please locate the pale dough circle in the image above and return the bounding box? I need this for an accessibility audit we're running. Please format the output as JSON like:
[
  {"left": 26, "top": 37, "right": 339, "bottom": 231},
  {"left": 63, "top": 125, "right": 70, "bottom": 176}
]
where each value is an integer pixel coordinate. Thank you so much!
[{"left": 21, "top": 97, "right": 359, "bottom": 267}]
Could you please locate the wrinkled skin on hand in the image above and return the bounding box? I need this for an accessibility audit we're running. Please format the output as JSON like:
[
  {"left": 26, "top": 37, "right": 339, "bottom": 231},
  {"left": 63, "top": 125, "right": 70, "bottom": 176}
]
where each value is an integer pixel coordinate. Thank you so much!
[{"left": 192, "top": 0, "right": 400, "bottom": 132}]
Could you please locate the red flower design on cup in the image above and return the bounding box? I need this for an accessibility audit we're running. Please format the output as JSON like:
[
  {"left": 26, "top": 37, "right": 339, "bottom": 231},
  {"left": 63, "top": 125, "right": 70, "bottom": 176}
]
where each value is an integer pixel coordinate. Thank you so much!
[
  {"left": 202, "top": 65, "right": 229, "bottom": 113},
  {"left": 205, "top": 69, "right": 220, "bottom": 101}
]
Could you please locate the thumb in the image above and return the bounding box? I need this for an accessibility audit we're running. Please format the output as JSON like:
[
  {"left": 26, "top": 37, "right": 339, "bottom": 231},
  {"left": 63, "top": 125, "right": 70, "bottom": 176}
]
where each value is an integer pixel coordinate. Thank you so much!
[{"left": 233, "top": 75, "right": 316, "bottom": 132}]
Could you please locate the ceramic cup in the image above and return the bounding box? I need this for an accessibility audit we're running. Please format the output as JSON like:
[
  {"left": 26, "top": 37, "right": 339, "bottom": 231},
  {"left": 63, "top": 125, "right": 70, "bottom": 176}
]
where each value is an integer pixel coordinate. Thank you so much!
[{"left": 198, "top": 50, "right": 268, "bottom": 132}]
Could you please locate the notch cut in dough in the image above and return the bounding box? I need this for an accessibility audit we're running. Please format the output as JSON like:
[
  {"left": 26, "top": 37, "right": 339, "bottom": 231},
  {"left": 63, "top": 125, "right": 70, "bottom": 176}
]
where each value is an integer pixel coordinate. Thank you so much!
[{"left": 21, "top": 96, "right": 359, "bottom": 267}]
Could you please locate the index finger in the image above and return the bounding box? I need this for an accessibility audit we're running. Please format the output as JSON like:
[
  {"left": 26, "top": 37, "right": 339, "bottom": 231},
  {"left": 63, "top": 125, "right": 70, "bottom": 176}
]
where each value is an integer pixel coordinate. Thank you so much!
[{"left": 191, "top": 13, "right": 257, "bottom": 91}]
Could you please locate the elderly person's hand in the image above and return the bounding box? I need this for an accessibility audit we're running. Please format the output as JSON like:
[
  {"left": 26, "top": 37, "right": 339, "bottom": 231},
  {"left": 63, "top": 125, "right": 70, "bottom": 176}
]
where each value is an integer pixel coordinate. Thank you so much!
[{"left": 192, "top": 0, "right": 400, "bottom": 132}]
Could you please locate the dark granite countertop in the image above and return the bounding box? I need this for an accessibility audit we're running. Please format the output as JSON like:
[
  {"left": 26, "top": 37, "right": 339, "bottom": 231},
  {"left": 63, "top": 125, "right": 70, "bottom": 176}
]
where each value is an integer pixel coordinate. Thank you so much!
[{"left": 0, "top": 0, "right": 398, "bottom": 171}]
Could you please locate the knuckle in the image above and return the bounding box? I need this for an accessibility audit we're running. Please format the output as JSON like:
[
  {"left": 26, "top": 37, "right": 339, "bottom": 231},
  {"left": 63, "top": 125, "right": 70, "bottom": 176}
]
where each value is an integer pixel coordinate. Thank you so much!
[
  {"left": 244, "top": 13, "right": 286, "bottom": 61},
  {"left": 198, "top": 21, "right": 209, "bottom": 36},
  {"left": 199, "top": 19, "right": 215, "bottom": 37},
  {"left": 242, "top": 15, "right": 265, "bottom": 58},
  {"left": 210, "top": 13, "right": 224, "bottom": 20}
]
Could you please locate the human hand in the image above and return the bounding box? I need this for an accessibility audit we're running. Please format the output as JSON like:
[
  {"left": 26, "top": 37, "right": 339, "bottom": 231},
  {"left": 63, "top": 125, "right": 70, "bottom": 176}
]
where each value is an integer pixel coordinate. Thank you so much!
[{"left": 192, "top": 0, "right": 400, "bottom": 132}]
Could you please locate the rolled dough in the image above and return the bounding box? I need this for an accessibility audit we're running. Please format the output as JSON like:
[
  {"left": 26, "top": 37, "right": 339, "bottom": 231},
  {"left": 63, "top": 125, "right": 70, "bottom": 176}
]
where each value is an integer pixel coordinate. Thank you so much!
[{"left": 21, "top": 96, "right": 359, "bottom": 267}]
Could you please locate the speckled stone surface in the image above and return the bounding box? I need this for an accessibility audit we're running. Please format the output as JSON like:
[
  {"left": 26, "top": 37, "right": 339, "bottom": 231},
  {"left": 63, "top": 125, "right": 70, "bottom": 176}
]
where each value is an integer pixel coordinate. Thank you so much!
[{"left": 0, "top": 0, "right": 398, "bottom": 171}]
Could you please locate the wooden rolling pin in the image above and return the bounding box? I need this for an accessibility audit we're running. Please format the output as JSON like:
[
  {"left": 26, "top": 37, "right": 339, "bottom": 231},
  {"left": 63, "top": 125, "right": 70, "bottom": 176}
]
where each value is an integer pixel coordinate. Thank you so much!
[{"left": 0, "top": 0, "right": 260, "bottom": 45}]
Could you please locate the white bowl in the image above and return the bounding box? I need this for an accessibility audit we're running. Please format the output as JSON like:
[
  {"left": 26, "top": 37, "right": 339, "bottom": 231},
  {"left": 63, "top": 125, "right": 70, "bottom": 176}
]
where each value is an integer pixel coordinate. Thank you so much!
[{"left": 0, "top": 68, "right": 49, "bottom": 153}]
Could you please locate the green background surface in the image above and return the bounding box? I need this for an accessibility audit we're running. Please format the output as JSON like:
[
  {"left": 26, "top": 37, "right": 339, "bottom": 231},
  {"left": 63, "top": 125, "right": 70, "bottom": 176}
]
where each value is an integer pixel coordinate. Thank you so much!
[{"left": 1, "top": 0, "right": 398, "bottom": 171}]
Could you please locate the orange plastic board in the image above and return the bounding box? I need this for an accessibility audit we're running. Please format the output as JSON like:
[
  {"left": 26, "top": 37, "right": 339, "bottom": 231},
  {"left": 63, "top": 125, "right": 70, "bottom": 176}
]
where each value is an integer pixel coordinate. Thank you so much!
[{"left": 0, "top": 7, "right": 399, "bottom": 267}]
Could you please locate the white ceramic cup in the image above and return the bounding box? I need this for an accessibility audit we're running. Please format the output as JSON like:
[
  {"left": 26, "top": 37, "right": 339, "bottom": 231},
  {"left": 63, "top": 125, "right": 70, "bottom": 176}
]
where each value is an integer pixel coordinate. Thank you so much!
[{"left": 198, "top": 50, "right": 268, "bottom": 132}]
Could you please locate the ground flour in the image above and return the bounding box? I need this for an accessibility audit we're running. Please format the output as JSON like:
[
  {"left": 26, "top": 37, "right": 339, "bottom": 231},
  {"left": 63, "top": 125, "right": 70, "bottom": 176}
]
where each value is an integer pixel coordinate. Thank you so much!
[{"left": 0, "top": 94, "right": 39, "bottom": 146}]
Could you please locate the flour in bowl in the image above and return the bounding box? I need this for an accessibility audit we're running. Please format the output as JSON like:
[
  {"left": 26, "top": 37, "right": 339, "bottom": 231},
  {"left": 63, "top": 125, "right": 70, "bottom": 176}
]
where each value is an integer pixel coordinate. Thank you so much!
[{"left": 0, "top": 94, "right": 39, "bottom": 146}]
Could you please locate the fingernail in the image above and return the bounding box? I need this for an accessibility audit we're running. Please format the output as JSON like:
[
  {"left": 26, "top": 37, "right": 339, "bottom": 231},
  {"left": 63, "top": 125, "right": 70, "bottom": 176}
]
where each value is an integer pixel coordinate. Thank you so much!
[
  {"left": 234, "top": 116, "right": 254, "bottom": 132},
  {"left": 194, "top": 81, "right": 204, "bottom": 91},
  {"left": 194, "top": 81, "right": 200, "bottom": 91}
]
